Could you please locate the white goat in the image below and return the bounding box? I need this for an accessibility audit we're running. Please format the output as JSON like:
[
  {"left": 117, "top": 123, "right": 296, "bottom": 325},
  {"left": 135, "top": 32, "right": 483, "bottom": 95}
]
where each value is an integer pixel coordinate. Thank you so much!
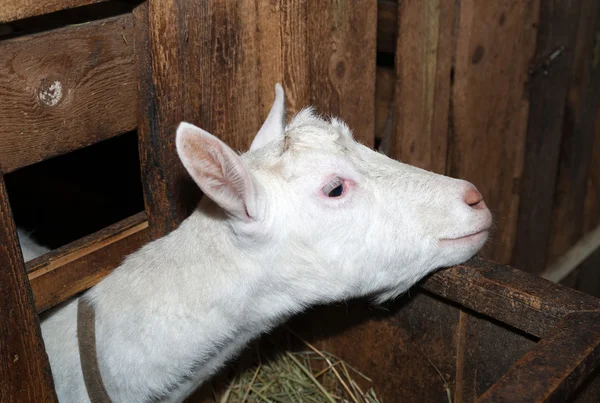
[{"left": 40, "top": 84, "right": 492, "bottom": 403}]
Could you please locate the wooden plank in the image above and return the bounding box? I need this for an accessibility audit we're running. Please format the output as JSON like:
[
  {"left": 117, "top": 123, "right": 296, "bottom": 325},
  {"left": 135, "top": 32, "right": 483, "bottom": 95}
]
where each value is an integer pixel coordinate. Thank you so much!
[
  {"left": 0, "top": 170, "right": 57, "bottom": 403},
  {"left": 0, "top": 14, "right": 137, "bottom": 173},
  {"left": 421, "top": 257, "right": 600, "bottom": 338},
  {"left": 28, "top": 212, "right": 148, "bottom": 313},
  {"left": 0, "top": 0, "right": 108, "bottom": 23},
  {"left": 393, "top": 0, "right": 455, "bottom": 173},
  {"left": 478, "top": 312, "right": 600, "bottom": 402},
  {"left": 377, "top": 0, "right": 396, "bottom": 54},
  {"left": 256, "top": 0, "right": 310, "bottom": 118},
  {"left": 455, "top": 312, "right": 536, "bottom": 402},
  {"left": 545, "top": 1, "right": 600, "bottom": 266},
  {"left": 449, "top": 0, "right": 539, "bottom": 264},
  {"left": 308, "top": 0, "right": 377, "bottom": 148},
  {"left": 512, "top": 1, "right": 584, "bottom": 273}
]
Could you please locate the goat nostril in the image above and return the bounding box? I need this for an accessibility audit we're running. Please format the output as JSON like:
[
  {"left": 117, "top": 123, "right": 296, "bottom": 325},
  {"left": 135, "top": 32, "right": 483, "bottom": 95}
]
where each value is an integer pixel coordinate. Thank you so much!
[{"left": 464, "top": 187, "right": 483, "bottom": 208}]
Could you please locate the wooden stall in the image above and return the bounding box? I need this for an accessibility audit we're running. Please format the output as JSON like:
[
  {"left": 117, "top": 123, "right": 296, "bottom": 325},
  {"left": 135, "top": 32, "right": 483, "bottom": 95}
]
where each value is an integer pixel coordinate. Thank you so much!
[{"left": 0, "top": 0, "right": 599, "bottom": 402}]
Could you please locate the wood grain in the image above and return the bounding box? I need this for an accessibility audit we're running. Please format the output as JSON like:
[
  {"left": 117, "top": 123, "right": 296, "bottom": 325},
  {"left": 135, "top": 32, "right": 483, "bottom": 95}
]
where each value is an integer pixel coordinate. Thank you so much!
[
  {"left": 512, "top": 0, "right": 584, "bottom": 273},
  {"left": 0, "top": 14, "right": 136, "bottom": 173},
  {"left": 377, "top": 0, "right": 397, "bottom": 54},
  {"left": 308, "top": 0, "right": 377, "bottom": 148},
  {"left": 256, "top": 0, "right": 310, "bottom": 118},
  {"left": 393, "top": 0, "right": 455, "bottom": 173},
  {"left": 422, "top": 257, "right": 600, "bottom": 338},
  {"left": 0, "top": 0, "right": 107, "bottom": 23},
  {"left": 450, "top": 0, "right": 539, "bottom": 264},
  {"left": 0, "top": 169, "right": 57, "bottom": 403},
  {"left": 28, "top": 212, "right": 148, "bottom": 313},
  {"left": 547, "top": 2, "right": 600, "bottom": 266}
]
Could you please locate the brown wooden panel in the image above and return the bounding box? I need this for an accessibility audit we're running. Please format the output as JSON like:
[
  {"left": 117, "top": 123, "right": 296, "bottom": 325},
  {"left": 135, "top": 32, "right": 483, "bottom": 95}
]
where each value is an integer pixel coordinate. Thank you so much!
[
  {"left": 377, "top": 0, "right": 397, "bottom": 54},
  {"left": 28, "top": 212, "right": 148, "bottom": 313},
  {"left": 308, "top": 0, "right": 377, "bottom": 148},
  {"left": 512, "top": 1, "right": 584, "bottom": 273},
  {"left": 449, "top": 0, "right": 539, "bottom": 264},
  {"left": 0, "top": 14, "right": 136, "bottom": 173},
  {"left": 0, "top": 170, "right": 57, "bottom": 403},
  {"left": 478, "top": 312, "right": 600, "bottom": 402},
  {"left": 422, "top": 257, "right": 600, "bottom": 338},
  {"left": 393, "top": 0, "right": 455, "bottom": 174},
  {"left": 256, "top": 0, "right": 310, "bottom": 118},
  {"left": 547, "top": 2, "right": 600, "bottom": 265},
  {"left": 455, "top": 312, "right": 536, "bottom": 402},
  {"left": 0, "top": 0, "right": 108, "bottom": 23},
  {"left": 289, "top": 291, "right": 461, "bottom": 403}
]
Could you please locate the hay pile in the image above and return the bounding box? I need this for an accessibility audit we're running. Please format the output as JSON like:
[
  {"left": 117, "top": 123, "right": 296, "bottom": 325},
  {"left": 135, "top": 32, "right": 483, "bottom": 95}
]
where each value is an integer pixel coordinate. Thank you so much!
[{"left": 218, "top": 330, "right": 381, "bottom": 403}]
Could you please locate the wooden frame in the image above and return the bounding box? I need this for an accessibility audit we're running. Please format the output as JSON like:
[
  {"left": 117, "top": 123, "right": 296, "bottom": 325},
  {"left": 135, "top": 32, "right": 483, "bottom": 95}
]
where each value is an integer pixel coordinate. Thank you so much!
[{"left": 1, "top": 1, "right": 599, "bottom": 402}]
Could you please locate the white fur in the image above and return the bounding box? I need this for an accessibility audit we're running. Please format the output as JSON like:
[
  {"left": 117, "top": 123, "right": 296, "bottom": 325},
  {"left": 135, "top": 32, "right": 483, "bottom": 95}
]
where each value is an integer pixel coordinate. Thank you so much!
[
  {"left": 17, "top": 228, "right": 50, "bottom": 261},
  {"left": 40, "top": 84, "right": 492, "bottom": 402}
]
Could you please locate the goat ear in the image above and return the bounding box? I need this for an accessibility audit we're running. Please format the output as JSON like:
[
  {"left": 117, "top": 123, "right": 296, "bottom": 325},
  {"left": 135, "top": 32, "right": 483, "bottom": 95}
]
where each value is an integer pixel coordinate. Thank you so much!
[
  {"left": 249, "top": 83, "right": 285, "bottom": 151},
  {"left": 176, "top": 122, "right": 259, "bottom": 221}
]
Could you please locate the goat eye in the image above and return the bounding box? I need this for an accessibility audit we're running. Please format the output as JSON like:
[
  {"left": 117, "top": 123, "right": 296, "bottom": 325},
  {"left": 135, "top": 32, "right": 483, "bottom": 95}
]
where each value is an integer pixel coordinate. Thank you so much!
[
  {"left": 328, "top": 184, "right": 344, "bottom": 197},
  {"left": 323, "top": 177, "right": 344, "bottom": 198}
]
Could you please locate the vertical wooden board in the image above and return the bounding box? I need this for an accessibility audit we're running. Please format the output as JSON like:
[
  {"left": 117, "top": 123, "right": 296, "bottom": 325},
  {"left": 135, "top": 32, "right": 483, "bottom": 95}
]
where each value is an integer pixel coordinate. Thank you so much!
[
  {"left": 450, "top": 0, "right": 539, "bottom": 264},
  {"left": 0, "top": 171, "right": 57, "bottom": 403},
  {"left": 547, "top": 2, "right": 600, "bottom": 265},
  {"left": 394, "top": 0, "right": 456, "bottom": 174},
  {"left": 512, "top": 0, "right": 584, "bottom": 273},
  {"left": 256, "top": 0, "right": 310, "bottom": 119},
  {"left": 307, "top": 0, "right": 377, "bottom": 148}
]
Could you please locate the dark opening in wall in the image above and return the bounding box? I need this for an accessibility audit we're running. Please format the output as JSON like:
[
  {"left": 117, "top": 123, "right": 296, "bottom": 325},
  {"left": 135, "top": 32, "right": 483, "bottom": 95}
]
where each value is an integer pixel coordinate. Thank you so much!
[{"left": 5, "top": 131, "right": 144, "bottom": 251}]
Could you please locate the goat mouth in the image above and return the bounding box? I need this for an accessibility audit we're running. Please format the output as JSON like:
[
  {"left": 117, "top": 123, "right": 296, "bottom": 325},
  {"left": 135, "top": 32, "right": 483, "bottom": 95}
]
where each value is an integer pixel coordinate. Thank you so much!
[{"left": 439, "top": 229, "right": 489, "bottom": 245}]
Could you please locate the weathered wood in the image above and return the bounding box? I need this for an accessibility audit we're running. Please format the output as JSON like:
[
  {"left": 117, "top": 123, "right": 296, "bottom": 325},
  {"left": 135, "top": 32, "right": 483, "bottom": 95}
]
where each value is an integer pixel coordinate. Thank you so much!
[
  {"left": 256, "top": 0, "right": 310, "bottom": 118},
  {"left": 450, "top": 0, "right": 539, "bottom": 263},
  {"left": 0, "top": 14, "right": 136, "bottom": 173},
  {"left": 0, "top": 0, "right": 108, "bottom": 23},
  {"left": 28, "top": 212, "right": 148, "bottom": 313},
  {"left": 377, "top": 0, "right": 396, "bottom": 54},
  {"left": 0, "top": 170, "right": 57, "bottom": 403},
  {"left": 455, "top": 311, "right": 536, "bottom": 402},
  {"left": 308, "top": 0, "right": 377, "bottom": 148},
  {"left": 547, "top": 2, "right": 600, "bottom": 266},
  {"left": 421, "top": 257, "right": 600, "bottom": 338},
  {"left": 478, "top": 312, "right": 600, "bottom": 402},
  {"left": 512, "top": 0, "right": 584, "bottom": 273},
  {"left": 393, "top": 0, "right": 455, "bottom": 173}
]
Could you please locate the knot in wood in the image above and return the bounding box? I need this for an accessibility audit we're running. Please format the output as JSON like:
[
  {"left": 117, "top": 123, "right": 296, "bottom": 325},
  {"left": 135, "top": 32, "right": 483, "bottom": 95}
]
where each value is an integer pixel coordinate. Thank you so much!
[{"left": 38, "top": 80, "right": 64, "bottom": 107}]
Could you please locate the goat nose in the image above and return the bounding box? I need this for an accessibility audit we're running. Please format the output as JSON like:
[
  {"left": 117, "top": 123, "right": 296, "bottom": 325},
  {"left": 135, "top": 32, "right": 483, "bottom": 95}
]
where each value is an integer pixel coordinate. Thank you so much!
[{"left": 464, "top": 186, "right": 484, "bottom": 209}]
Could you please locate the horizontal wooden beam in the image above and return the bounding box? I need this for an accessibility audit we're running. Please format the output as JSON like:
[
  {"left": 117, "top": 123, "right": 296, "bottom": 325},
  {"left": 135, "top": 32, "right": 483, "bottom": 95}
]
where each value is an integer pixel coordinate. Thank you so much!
[
  {"left": 477, "top": 311, "right": 600, "bottom": 402},
  {"left": 28, "top": 212, "right": 149, "bottom": 313},
  {"left": 0, "top": 13, "right": 137, "bottom": 173},
  {"left": 421, "top": 257, "right": 600, "bottom": 338},
  {"left": 0, "top": 0, "right": 108, "bottom": 23}
]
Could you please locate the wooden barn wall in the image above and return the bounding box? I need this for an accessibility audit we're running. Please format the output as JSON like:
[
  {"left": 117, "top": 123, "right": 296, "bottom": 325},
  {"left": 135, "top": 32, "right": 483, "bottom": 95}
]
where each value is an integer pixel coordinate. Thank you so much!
[{"left": 379, "top": 0, "right": 600, "bottom": 279}]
